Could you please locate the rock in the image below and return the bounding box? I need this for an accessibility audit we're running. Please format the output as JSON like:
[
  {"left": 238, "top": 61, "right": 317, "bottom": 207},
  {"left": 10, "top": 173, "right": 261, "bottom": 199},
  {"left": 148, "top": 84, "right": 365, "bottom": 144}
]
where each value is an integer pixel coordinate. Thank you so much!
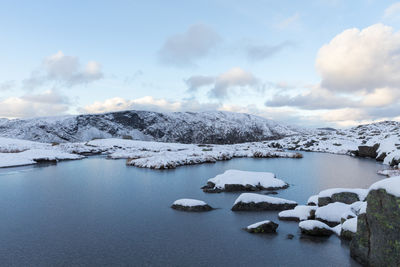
[
  {"left": 232, "top": 193, "right": 297, "bottom": 211},
  {"left": 203, "top": 170, "right": 289, "bottom": 193},
  {"left": 350, "top": 184, "right": 400, "bottom": 266},
  {"left": 278, "top": 205, "right": 316, "bottom": 222},
  {"left": 287, "top": 234, "right": 295, "bottom": 239},
  {"left": 318, "top": 192, "right": 360, "bottom": 206},
  {"left": 171, "top": 199, "right": 213, "bottom": 212},
  {"left": 245, "top": 220, "right": 278, "bottom": 233},
  {"left": 356, "top": 144, "right": 380, "bottom": 158},
  {"left": 340, "top": 217, "right": 357, "bottom": 240},
  {"left": 299, "top": 220, "right": 334, "bottom": 236}
]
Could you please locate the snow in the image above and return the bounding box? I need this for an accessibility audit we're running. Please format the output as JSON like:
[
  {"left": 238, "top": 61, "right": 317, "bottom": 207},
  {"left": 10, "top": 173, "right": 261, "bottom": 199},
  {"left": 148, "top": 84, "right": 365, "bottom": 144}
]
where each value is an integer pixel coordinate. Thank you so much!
[
  {"left": 172, "top": 199, "right": 207, "bottom": 207},
  {"left": 342, "top": 217, "right": 357, "bottom": 233},
  {"left": 332, "top": 225, "right": 342, "bottom": 236},
  {"left": 207, "top": 170, "right": 287, "bottom": 189},
  {"left": 0, "top": 137, "right": 302, "bottom": 169},
  {"left": 246, "top": 220, "right": 271, "bottom": 229},
  {"left": 299, "top": 220, "right": 332, "bottom": 230},
  {"left": 0, "top": 149, "right": 83, "bottom": 168},
  {"left": 369, "top": 176, "right": 400, "bottom": 197},
  {"left": 278, "top": 205, "right": 317, "bottom": 221},
  {"left": 378, "top": 169, "right": 400, "bottom": 177},
  {"left": 318, "top": 188, "right": 368, "bottom": 201},
  {"left": 233, "top": 193, "right": 297, "bottom": 205},
  {"left": 315, "top": 202, "right": 355, "bottom": 223},
  {"left": 350, "top": 201, "right": 365, "bottom": 215},
  {"left": 307, "top": 195, "right": 319, "bottom": 205},
  {"left": 359, "top": 202, "right": 367, "bottom": 214}
]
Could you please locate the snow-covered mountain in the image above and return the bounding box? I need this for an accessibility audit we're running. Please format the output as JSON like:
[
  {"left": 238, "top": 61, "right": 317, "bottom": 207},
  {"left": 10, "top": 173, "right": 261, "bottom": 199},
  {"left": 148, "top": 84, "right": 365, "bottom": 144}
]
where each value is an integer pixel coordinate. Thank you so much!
[{"left": 0, "top": 110, "right": 306, "bottom": 144}]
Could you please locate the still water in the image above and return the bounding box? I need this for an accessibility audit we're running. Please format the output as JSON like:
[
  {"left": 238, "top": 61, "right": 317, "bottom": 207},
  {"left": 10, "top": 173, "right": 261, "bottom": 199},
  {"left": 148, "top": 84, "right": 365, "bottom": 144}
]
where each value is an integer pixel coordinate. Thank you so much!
[{"left": 0, "top": 152, "right": 384, "bottom": 266}]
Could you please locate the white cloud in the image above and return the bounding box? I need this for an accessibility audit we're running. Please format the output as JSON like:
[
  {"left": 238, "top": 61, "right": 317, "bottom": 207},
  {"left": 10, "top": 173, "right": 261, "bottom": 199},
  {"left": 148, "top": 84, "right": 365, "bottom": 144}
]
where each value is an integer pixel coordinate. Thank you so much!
[
  {"left": 82, "top": 96, "right": 220, "bottom": 114},
  {"left": 316, "top": 24, "right": 400, "bottom": 92},
  {"left": 0, "top": 90, "right": 70, "bottom": 118},
  {"left": 158, "top": 24, "right": 221, "bottom": 67},
  {"left": 0, "top": 80, "right": 15, "bottom": 91},
  {"left": 23, "top": 51, "right": 103, "bottom": 89},
  {"left": 186, "top": 67, "right": 261, "bottom": 99}
]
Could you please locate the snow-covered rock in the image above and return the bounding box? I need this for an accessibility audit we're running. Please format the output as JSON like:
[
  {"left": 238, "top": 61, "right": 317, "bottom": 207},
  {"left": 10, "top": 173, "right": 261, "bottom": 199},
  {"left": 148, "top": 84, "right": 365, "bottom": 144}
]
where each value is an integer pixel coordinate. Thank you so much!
[
  {"left": 202, "top": 170, "right": 288, "bottom": 193},
  {"left": 307, "top": 195, "right": 318, "bottom": 206},
  {"left": 315, "top": 202, "right": 355, "bottom": 227},
  {"left": 245, "top": 220, "right": 278, "bottom": 233},
  {"left": 299, "top": 220, "right": 334, "bottom": 236},
  {"left": 171, "top": 199, "right": 213, "bottom": 212},
  {"left": 231, "top": 193, "right": 297, "bottom": 211},
  {"left": 368, "top": 176, "right": 400, "bottom": 197},
  {"left": 278, "top": 205, "right": 317, "bottom": 221}
]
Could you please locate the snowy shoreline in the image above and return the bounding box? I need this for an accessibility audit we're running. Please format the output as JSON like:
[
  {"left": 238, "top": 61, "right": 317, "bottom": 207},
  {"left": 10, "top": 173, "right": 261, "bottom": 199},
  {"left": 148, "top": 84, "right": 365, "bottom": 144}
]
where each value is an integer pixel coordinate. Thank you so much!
[{"left": 0, "top": 137, "right": 302, "bottom": 169}]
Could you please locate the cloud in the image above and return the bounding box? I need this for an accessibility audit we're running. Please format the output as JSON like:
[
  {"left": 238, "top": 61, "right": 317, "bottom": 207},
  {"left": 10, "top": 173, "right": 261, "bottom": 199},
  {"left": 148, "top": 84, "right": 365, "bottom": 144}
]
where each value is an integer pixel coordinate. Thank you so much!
[
  {"left": 316, "top": 24, "right": 400, "bottom": 92},
  {"left": 185, "top": 75, "right": 215, "bottom": 92},
  {"left": 0, "top": 80, "right": 15, "bottom": 91},
  {"left": 384, "top": 2, "right": 400, "bottom": 19},
  {"left": 245, "top": 41, "right": 293, "bottom": 62},
  {"left": 23, "top": 51, "right": 103, "bottom": 90},
  {"left": 0, "top": 90, "right": 70, "bottom": 118},
  {"left": 158, "top": 24, "right": 221, "bottom": 67},
  {"left": 82, "top": 96, "right": 220, "bottom": 114},
  {"left": 186, "top": 67, "right": 261, "bottom": 99},
  {"left": 276, "top": 13, "right": 300, "bottom": 29}
]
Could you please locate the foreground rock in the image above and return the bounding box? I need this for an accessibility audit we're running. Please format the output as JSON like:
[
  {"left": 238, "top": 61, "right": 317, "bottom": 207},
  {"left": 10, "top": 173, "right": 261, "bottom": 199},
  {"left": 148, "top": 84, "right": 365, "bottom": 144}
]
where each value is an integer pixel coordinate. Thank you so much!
[
  {"left": 278, "top": 205, "right": 316, "bottom": 221},
  {"left": 317, "top": 188, "right": 367, "bottom": 207},
  {"left": 299, "top": 220, "right": 334, "bottom": 236},
  {"left": 171, "top": 199, "right": 213, "bottom": 212},
  {"left": 202, "top": 169, "right": 288, "bottom": 193},
  {"left": 232, "top": 193, "right": 297, "bottom": 211},
  {"left": 351, "top": 177, "right": 400, "bottom": 266},
  {"left": 245, "top": 220, "right": 278, "bottom": 233}
]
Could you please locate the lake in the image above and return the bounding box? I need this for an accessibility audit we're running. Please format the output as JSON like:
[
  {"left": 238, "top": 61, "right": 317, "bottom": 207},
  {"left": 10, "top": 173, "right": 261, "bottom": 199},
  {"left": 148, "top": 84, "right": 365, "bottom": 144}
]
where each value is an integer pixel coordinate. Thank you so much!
[{"left": 0, "top": 152, "right": 385, "bottom": 266}]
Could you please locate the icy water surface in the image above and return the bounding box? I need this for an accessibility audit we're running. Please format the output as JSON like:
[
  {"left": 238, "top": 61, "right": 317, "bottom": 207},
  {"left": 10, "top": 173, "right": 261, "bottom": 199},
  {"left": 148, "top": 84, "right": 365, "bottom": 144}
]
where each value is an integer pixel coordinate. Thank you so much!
[{"left": 0, "top": 152, "right": 385, "bottom": 266}]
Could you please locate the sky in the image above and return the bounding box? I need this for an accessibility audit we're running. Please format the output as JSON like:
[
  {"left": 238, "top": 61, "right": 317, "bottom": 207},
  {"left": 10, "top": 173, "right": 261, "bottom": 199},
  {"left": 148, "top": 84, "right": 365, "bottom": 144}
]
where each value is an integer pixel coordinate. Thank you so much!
[{"left": 2, "top": 0, "right": 400, "bottom": 128}]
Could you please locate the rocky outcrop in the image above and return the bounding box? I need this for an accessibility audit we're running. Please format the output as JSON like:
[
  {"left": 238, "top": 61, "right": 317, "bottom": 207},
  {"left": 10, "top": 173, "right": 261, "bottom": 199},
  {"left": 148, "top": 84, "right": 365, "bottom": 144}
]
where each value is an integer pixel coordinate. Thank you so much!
[
  {"left": 201, "top": 181, "right": 289, "bottom": 193},
  {"left": 355, "top": 144, "right": 380, "bottom": 159},
  {"left": 350, "top": 188, "right": 400, "bottom": 266}
]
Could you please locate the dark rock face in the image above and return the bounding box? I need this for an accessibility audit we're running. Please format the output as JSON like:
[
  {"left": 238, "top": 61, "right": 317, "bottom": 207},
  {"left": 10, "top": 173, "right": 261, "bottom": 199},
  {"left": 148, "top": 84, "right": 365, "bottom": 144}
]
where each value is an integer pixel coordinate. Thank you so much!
[
  {"left": 0, "top": 110, "right": 301, "bottom": 144},
  {"left": 356, "top": 144, "right": 380, "bottom": 158},
  {"left": 171, "top": 204, "right": 213, "bottom": 212},
  {"left": 245, "top": 221, "right": 278, "bottom": 234},
  {"left": 318, "top": 192, "right": 361, "bottom": 207},
  {"left": 201, "top": 181, "right": 289, "bottom": 193},
  {"left": 340, "top": 229, "right": 355, "bottom": 241},
  {"left": 350, "top": 189, "right": 400, "bottom": 266},
  {"left": 232, "top": 201, "right": 297, "bottom": 211},
  {"left": 300, "top": 224, "right": 333, "bottom": 236}
]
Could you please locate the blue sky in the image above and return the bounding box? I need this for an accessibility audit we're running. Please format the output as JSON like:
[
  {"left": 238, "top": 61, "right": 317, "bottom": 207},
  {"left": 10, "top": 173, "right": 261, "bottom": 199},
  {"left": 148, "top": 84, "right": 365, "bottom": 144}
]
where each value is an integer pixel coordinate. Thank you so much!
[{"left": 1, "top": 0, "right": 400, "bottom": 127}]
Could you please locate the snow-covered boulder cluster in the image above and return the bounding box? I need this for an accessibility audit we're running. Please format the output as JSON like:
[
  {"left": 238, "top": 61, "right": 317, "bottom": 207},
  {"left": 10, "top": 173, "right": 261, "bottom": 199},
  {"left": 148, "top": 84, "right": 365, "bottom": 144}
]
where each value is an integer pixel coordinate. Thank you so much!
[
  {"left": 202, "top": 170, "right": 288, "bottom": 193},
  {"left": 266, "top": 121, "right": 400, "bottom": 167}
]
